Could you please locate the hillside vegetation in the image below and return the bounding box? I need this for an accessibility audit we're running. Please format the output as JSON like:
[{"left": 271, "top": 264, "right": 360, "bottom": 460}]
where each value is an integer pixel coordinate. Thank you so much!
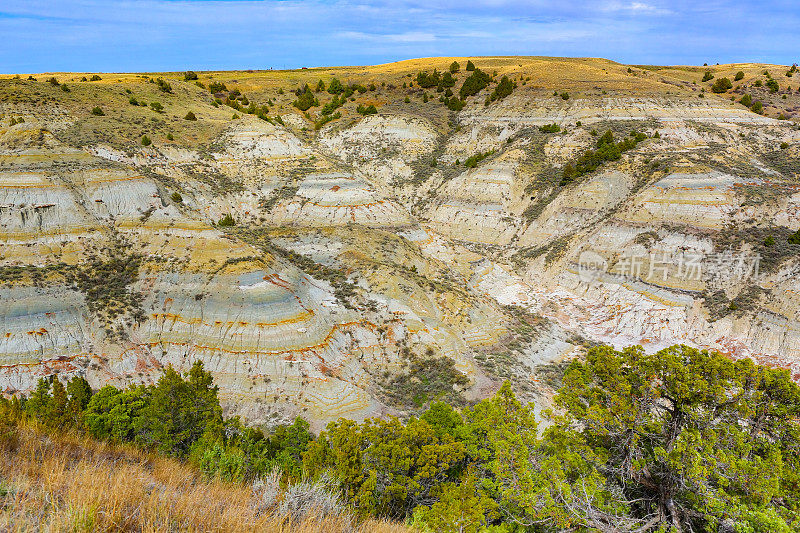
[
  {"left": 0, "top": 408, "right": 405, "bottom": 532},
  {"left": 5, "top": 344, "right": 800, "bottom": 532}
]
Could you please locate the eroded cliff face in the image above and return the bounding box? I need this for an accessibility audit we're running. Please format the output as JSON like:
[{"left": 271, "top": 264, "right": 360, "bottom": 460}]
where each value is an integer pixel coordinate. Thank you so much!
[{"left": 2, "top": 59, "right": 799, "bottom": 426}]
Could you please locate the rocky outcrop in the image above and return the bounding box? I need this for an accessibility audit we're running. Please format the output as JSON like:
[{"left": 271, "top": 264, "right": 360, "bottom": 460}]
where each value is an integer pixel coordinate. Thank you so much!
[{"left": 2, "top": 61, "right": 800, "bottom": 425}]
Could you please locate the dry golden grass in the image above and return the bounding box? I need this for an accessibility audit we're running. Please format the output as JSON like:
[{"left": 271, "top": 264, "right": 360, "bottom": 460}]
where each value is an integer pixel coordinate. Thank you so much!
[
  {"left": 6, "top": 56, "right": 792, "bottom": 96},
  {"left": 0, "top": 419, "right": 409, "bottom": 533}
]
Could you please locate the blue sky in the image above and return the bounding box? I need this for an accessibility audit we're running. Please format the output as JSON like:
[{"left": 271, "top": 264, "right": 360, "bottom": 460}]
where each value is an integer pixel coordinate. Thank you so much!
[{"left": 1, "top": 1, "right": 797, "bottom": 72}]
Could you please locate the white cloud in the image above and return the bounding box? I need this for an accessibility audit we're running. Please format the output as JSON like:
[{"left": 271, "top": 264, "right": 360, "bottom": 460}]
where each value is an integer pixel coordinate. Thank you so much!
[
  {"left": 388, "top": 31, "right": 436, "bottom": 42},
  {"left": 630, "top": 2, "right": 669, "bottom": 13},
  {"left": 602, "top": 1, "right": 672, "bottom": 15},
  {"left": 336, "top": 30, "right": 436, "bottom": 42}
]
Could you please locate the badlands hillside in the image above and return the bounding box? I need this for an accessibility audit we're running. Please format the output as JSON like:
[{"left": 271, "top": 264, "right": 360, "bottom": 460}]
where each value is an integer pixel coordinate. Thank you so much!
[{"left": 1, "top": 57, "right": 799, "bottom": 428}]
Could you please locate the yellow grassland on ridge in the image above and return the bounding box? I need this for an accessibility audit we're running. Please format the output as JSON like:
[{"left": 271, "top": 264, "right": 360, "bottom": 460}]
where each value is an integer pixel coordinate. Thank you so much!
[
  {"left": 1, "top": 56, "right": 797, "bottom": 151},
  {"left": 5, "top": 56, "right": 796, "bottom": 93}
]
